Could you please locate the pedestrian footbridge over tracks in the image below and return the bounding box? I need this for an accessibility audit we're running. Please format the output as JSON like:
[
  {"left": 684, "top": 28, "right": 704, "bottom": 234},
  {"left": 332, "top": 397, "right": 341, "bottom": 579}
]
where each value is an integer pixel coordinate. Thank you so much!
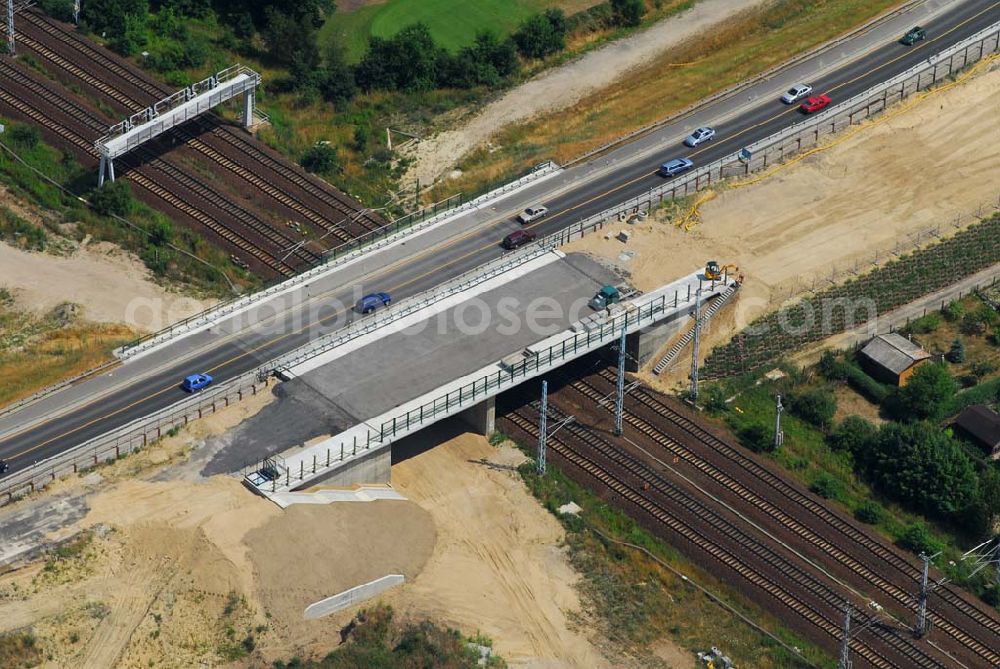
[{"left": 241, "top": 251, "right": 733, "bottom": 503}]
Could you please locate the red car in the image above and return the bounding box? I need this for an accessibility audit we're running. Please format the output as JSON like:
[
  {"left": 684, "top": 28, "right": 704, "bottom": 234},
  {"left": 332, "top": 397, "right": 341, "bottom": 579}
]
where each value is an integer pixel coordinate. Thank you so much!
[
  {"left": 799, "top": 94, "right": 831, "bottom": 114},
  {"left": 502, "top": 229, "right": 537, "bottom": 250}
]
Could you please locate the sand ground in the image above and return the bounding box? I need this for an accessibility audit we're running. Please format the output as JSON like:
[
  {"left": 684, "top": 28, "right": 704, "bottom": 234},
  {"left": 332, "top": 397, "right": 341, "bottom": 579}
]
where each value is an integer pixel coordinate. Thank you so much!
[
  {"left": 562, "top": 61, "right": 1000, "bottom": 389},
  {"left": 0, "top": 187, "right": 216, "bottom": 331},
  {"left": 0, "top": 391, "right": 648, "bottom": 667},
  {"left": 404, "top": 0, "right": 771, "bottom": 185}
]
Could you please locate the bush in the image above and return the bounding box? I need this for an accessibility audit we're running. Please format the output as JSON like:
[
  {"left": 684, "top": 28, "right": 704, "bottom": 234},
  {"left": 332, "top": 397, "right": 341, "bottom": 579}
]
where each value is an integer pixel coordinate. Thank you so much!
[
  {"left": 894, "top": 363, "right": 956, "bottom": 421},
  {"left": 6, "top": 124, "right": 41, "bottom": 149},
  {"left": 513, "top": 9, "right": 567, "bottom": 59},
  {"left": 355, "top": 23, "right": 442, "bottom": 92},
  {"left": 896, "top": 522, "right": 942, "bottom": 556},
  {"left": 946, "top": 338, "right": 966, "bottom": 363},
  {"left": 863, "top": 422, "right": 977, "bottom": 520},
  {"left": 300, "top": 144, "right": 338, "bottom": 174},
  {"left": 611, "top": 0, "right": 646, "bottom": 27},
  {"left": 970, "top": 360, "right": 997, "bottom": 380},
  {"left": 941, "top": 299, "right": 964, "bottom": 322},
  {"left": 37, "top": 0, "right": 76, "bottom": 21},
  {"left": 828, "top": 416, "right": 877, "bottom": 456},
  {"left": 853, "top": 500, "right": 884, "bottom": 524},
  {"left": 703, "top": 385, "right": 728, "bottom": 413},
  {"left": 789, "top": 388, "right": 837, "bottom": 429},
  {"left": 90, "top": 180, "right": 136, "bottom": 217},
  {"left": 737, "top": 422, "right": 774, "bottom": 453},
  {"left": 905, "top": 312, "right": 940, "bottom": 334},
  {"left": 809, "top": 472, "right": 843, "bottom": 500}
]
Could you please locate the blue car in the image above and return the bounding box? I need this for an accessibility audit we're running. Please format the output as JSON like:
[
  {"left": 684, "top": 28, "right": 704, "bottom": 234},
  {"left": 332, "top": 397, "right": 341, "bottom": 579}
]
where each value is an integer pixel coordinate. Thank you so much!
[
  {"left": 181, "top": 373, "right": 213, "bottom": 392},
  {"left": 356, "top": 292, "right": 392, "bottom": 314}
]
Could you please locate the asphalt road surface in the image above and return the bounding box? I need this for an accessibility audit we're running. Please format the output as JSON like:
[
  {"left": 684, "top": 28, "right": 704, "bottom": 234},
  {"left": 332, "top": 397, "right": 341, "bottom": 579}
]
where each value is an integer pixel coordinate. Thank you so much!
[{"left": 1, "top": 0, "right": 997, "bottom": 472}]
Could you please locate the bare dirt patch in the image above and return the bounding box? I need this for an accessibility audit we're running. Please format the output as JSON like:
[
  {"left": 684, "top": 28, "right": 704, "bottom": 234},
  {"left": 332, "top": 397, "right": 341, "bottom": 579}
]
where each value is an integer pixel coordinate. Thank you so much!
[
  {"left": 0, "top": 240, "right": 215, "bottom": 331},
  {"left": 246, "top": 501, "right": 436, "bottom": 656},
  {"left": 0, "top": 391, "right": 633, "bottom": 667},
  {"left": 0, "top": 187, "right": 215, "bottom": 331},
  {"left": 405, "top": 0, "right": 771, "bottom": 185},
  {"left": 563, "top": 62, "right": 1000, "bottom": 388},
  {"left": 386, "top": 429, "right": 638, "bottom": 668}
]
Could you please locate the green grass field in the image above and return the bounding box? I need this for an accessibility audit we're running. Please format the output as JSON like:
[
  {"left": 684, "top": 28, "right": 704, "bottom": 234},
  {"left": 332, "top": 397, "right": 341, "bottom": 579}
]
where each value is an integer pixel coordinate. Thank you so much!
[{"left": 321, "top": 0, "right": 599, "bottom": 61}]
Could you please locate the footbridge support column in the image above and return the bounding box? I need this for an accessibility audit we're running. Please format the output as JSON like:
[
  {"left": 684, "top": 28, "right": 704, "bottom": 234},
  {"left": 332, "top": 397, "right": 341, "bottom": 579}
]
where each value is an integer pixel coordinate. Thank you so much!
[{"left": 460, "top": 396, "right": 496, "bottom": 436}]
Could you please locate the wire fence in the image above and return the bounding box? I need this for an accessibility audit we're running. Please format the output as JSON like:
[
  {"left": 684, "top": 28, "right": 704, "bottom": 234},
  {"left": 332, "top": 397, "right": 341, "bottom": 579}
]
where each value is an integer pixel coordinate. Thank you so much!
[
  {"left": 6, "top": 22, "right": 998, "bottom": 504},
  {"left": 0, "top": 374, "right": 270, "bottom": 505},
  {"left": 563, "top": 0, "right": 929, "bottom": 167},
  {"left": 769, "top": 194, "right": 1000, "bottom": 302}
]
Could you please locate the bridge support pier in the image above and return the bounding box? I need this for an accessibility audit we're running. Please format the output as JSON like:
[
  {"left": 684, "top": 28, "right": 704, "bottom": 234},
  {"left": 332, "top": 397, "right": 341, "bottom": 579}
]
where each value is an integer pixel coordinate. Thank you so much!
[
  {"left": 459, "top": 396, "right": 496, "bottom": 436},
  {"left": 243, "top": 90, "right": 255, "bottom": 128}
]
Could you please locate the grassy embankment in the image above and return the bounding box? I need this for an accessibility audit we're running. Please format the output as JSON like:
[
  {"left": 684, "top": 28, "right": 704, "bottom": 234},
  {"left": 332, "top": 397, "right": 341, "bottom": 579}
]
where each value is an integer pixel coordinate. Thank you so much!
[
  {"left": 435, "top": 0, "right": 904, "bottom": 200},
  {"left": 0, "top": 287, "right": 135, "bottom": 407},
  {"left": 503, "top": 434, "right": 832, "bottom": 668},
  {"left": 321, "top": 0, "right": 604, "bottom": 61}
]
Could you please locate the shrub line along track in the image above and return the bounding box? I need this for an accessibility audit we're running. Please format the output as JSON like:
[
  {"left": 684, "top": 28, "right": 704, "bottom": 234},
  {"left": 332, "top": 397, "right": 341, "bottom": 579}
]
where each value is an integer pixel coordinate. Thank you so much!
[
  {"left": 573, "top": 371, "right": 1000, "bottom": 666},
  {"left": 17, "top": 10, "right": 386, "bottom": 239},
  {"left": 501, "top": 407, "right": 946, "bottom": 669},
  {"left": 499, "top": 362, "right": 1000, "bottom": 667},
  {"left": 586, "top": 369, "right": 1000, "bottom": 651},
  {"left": 0, "top": 61, "right": 319, "bottom": 274}
]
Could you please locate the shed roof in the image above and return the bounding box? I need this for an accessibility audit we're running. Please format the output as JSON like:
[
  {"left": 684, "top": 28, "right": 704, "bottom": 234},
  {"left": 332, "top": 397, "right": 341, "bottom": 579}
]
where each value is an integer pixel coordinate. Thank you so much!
[
  {"left": 860, "top": 333, "right": 931, "bottom": 376},
  {"left": 954, "top": 405, "right": 1000, "bottom": 450}
]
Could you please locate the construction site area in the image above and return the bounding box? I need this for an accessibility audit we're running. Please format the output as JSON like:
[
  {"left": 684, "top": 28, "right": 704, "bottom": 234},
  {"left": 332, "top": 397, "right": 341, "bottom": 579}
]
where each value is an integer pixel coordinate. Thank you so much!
[{"left": 1, "top": 2, "right": 1000, "bottom": 669}]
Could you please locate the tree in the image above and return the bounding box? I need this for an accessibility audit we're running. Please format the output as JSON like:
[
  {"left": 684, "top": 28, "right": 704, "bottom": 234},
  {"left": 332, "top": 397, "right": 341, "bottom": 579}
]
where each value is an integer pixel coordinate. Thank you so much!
[
  {"left": 355, "top": 23, "right": 443, "bottom": 92},
  {"left": 946, "top": 338, "right": 966, "bottom": 363},
  {"left": 894, "top": 363, "right": 956, "bottom": 421},
  {"left": 317, "top": 42, "right": 357, "bottom": 105},
  {"left": 828, "top": 416, "right": 877, "bottom": 456},
  {"left": 737, "top": 422, "right": 774, "bottom": 453},
  {"left": 90, "top": 181, "right": 136, "bottom": 217},
  {"left": 611, "top": 0, "right": 646, "bottom": 27},
  {"left": 896, "top": 522, "right": 943, "bottom": 556},
  {"left": 789, "top": 388, "right": 837, "bottom": 429},
  {"left": 37, "top": 0, "right": 76, "bottom": 22},
  {"left": 809, "top": 472, "right": 843, "bottom": 500},
  {"left": 853, "top": 500, "right": 884, "bottom": 524},
  {"left": 82, "top": 0, "right": 149, "bottom": 55},
  {"left": 512, "top": 9, "right": 567, "bottom": 59},
  {"left": 864, "top": 422, "right": 977, "bottom": 520},
  {"left": 300, "top": 144, "right": 338, "bottom": 174},
  {"left": 941, "top": 299, "right": 964, "bottom": 322}
]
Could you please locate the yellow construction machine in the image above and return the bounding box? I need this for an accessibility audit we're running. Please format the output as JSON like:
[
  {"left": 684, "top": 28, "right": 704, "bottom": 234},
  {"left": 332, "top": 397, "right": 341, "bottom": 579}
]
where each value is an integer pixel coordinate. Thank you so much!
[{"left": 704, "top": 260, "right": 738, "bottom": 281}]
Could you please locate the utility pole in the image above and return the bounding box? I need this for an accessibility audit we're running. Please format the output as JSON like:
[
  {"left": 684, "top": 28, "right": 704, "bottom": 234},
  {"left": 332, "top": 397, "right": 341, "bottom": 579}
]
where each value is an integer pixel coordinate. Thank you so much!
[
  {"left": 689, "top": 287, "right": 703, "bottom": 401},
  {"left": 74, "top": 0, "right": 79, "bottom": 24},
  {"left": 614, "top": 326, "right": 626, "bottom": 436},
  {"left": 838, "top": 604, "right": 853, "bottom": 669},
  {"left": 915, "top": 552, "right": 932, "bottom": 638},
  {"left": 537, "top": 380, "right": 547, "bottom": 475},
  {"left": 6, "top": 0, "right": 14, "bottom": 54},
  {"left": 774, "top": 394, "right": 785, "bottom": 448}
]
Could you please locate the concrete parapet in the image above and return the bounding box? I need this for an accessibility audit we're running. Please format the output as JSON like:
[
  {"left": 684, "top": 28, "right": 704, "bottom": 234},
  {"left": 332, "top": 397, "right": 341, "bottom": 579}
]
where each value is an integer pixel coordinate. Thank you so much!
[{"left": 290, "top": 444, "right": 392, "bottom": 489}]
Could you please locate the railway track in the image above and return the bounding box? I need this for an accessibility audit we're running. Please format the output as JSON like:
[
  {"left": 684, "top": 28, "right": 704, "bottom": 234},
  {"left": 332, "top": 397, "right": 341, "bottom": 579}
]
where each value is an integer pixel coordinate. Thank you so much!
[
  {"left": 571, "top": 366, "right": 1000, "bottom": 666},
  {"left": 19, "top": 10, "right": 386, "bottom": 239},
  {"left": 501, "top": 406, "right": 948, "bottom": 668},
  {"left": 0, "top": 58, "right": 314, "bottom": 275}
]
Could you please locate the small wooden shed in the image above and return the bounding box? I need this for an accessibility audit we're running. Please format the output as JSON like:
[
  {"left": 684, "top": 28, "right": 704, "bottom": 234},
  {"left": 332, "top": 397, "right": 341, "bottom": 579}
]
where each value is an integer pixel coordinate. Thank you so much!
[
  {"left": 858, "top": 333, "right": 931, "bottom": 386},
  {"left": 952, "top": 405, "right": 1000, "bottom": 459}
]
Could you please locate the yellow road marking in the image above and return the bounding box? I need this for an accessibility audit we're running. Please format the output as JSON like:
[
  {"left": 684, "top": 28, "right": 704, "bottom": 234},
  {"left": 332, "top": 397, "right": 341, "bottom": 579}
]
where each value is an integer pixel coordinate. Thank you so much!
[{"left": 8, "top": 5, "right": 996, "bottom": 459}]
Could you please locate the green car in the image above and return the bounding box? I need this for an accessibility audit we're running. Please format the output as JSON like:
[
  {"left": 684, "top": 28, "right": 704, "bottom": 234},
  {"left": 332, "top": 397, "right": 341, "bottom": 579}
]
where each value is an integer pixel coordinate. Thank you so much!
[{"left": 901, "top": 26, "right": 926, "bottom": 45}]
